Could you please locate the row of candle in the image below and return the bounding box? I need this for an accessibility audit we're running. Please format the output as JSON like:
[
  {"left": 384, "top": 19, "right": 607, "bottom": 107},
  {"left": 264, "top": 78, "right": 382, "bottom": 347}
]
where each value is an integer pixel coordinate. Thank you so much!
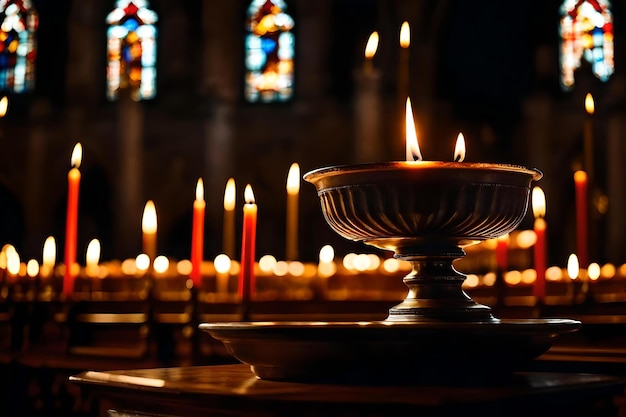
[{"left": 60, "top": 143, "right": 305, "bottom": 300}]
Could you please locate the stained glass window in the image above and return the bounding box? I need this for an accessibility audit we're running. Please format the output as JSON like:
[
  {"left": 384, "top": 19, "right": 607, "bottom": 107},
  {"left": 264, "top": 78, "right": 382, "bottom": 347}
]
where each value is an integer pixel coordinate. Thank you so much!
[
  {"left": 0, "top": 0, "right": 37, "bottom": 93},
  {"left": 106, "top": 0, "right": 157, "bottom": 101},
  {"left": 245, "top": 0, "right": 295, "bottom": 103},
  {"left": 560, "top": 0, "right": 613, "bottom": 90}
]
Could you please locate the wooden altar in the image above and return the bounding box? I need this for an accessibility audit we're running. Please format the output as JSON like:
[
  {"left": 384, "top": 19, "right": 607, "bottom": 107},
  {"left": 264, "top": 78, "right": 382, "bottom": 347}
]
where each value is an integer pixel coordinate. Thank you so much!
[{"left": 70, "top": 364, "right": 625, "bottom": 417}]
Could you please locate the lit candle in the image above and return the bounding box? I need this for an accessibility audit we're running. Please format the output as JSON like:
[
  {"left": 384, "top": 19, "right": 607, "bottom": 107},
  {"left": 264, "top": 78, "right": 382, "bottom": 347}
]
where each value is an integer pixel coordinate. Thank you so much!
[
  {"left": 532, "top": 186, "right": 547, "bottom": 302},
  {"left": 239, "top": 185, "right": 257, "bottom": 308},
  {"left": 41, "top": 236, "right": 56, "bottom": 279},
  {"left": 63, "top": 143, "right": 82, "bottom": 296},
  {"left": 285, "top": 162, "right": 300, "bottom": 260},
  {"left": 191, "top": 178, "right": 205, "bottom": 287},
  {"left": 85, "top": 238, "right": 101, "bottom": 278},
  {"left": 405, "top": 97, "right": 422, "bottom": 161},
  {"left": 583, "top": 93, "right": 594, "bottom": 181},
  {"left": 495, "top": 234, "right": 509, "bottom": 272},
  {"left": 142, "top": 200, "right": 157, "bottom": 263},
  {"left": 364, "top": 31, "right": 379, "bottom": 76},
  {"left": 223, "top": 178, "right": 236, "bottom": 259},
  {"left": 398, "top": 21, "right": 410, "bottom": 130},
  {"left": 574, "top": 170, "right": 588, "bottom": 269}
]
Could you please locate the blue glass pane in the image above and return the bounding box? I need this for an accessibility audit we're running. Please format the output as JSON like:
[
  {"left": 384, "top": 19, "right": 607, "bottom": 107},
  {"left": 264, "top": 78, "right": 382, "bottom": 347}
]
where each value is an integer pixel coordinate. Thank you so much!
[
  {"left": 261, "top": 38, "right": 276, "bottom": 54},
  {"left": 123, "top": 18, "right": 139, "bottom": 32}
]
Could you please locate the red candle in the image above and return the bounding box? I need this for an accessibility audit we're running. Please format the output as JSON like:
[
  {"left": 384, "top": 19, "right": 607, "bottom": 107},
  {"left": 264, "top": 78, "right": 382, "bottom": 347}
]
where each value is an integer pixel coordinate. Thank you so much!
[
  {"left": 574, "top": 170, "right": 588, "bottom": 268},
  {"left": 239, "top": 185, "right": 257, "bottom": 304},
  {"left": 63, "top": 143, "right": 82, "bottom": 296},
  {"left": 190, "top": 178, "right": 205, "bottom": 287},
  {"left": 532, "top": 186, "right": 547, "bottom": 301},
  {"left": 495, "top": 234, "right": 509, "bottom": 271}
]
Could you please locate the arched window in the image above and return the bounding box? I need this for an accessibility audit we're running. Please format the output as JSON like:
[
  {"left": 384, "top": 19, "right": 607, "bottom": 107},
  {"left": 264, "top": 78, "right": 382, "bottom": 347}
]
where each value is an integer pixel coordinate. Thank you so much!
[
  {"left": 106, "top": 0, "right": 157, "bottom": 101},
  {"left": 245, "top": 0, "right": 294, "bottom": 103},
  {"left": 560, "top": 0, "right": 613, "bottom": 90},
  {"left": 0, "top": 0, "right": 38, "bottom": 93}
]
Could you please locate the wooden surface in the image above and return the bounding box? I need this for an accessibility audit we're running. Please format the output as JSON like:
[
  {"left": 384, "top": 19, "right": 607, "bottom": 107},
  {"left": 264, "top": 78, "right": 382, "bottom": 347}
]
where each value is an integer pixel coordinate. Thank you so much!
[{"left": 71, "top": 364, "right": 626, "bottom": 417}]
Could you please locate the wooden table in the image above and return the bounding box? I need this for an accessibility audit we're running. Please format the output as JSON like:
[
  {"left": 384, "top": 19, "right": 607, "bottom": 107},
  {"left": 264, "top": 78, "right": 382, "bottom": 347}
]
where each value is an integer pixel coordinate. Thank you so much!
[{"left": 70, "top": 364, "right": 625, "bottom": 417}]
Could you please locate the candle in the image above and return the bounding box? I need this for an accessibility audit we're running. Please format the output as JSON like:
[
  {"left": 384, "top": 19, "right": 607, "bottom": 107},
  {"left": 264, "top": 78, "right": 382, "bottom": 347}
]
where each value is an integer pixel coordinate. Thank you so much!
[
  {"left": 191, "top": 178, "right": 205, "bottom": 286},
  {"left": 574, "top": 170, "right": 588, "bottom": 268},
  {"left": 63, "top": 143, "right": 82, "bottom": 296},
  {"left": 285, "top": 162, "right": 300, "bottom": 260},
  {"left": 405, "top": 97, "right": 423, "bottom": 161},
  {"left": 142, "top": 200, "right": 158, "bottom": 263},
  {"left": 398, "top": 21, "right": 410, "bottom": 149},
  {"left": 364, "top": 31, "right": 379, "bottom": 76},
  {"left": 583, "top": 93, "right": 594, "bottom": 182},
  {"left": 495, "top": 234, "right": 509, "bottom": 272},
  {"left": 223, "top": 178, "right": 236, "bottom": 259},
  {"left": 239, "top": 184, "right": 257, "bottom": 308},
  {"left": 532, "top": 186, "right": 547, "bottom": 302},
  {"left": 0, "top": 96, "right": 8, "bottom": 117}
]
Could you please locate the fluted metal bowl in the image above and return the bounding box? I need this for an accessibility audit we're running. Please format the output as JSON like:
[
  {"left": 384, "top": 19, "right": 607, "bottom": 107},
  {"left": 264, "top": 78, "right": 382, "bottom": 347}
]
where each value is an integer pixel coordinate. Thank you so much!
[
  {"left": 305, "top": 161, "right": 542, "bottom": 322},
  {"left": 304, "top": 161, "right": 542, "bottom": 254}
]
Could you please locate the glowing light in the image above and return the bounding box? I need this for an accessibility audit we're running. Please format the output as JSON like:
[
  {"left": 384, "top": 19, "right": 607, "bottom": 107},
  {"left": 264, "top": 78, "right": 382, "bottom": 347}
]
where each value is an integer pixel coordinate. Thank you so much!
[
  {"left": 567, "top": 254, "right": 579, "bottom": 280},
  {"left": 26, "top": 259, "right": 39, "bottom": 278},
  {"left": 546, "top": 266, "right": 563, "bottom": 281},
  {"left": 142, "top": 200, "right": 157, "bottom": 234},
  {"left": 286, "top": 163, "right": 300, "bottom": 195},
  {"left": 153, "top": 256, "right": 169, "bottom": 274},
  {"left": 382, "top": 258, "right": 401, "bottom": 273},
  {"left": 364, "top": 31, "right": 379, "bottom": 59},
  {"left": 244, "top": 184, "right": 255, "bottom": 204},
  {"left": 176, "top": 259, "right": 193, "bottom": 276},
  {"left": 214, "top": 254, "right": 232, "bottom": 274},
  {"left": 516, "top": 230, "right": 537, "bottom": 249},
  {"left": 196, "top": 178, "right": 204, "bottom": 201},
  {"left": 71, "top": 143, "right": 82, "bottom": 169},
  {"left": 454, "top": 133, "right": 465, "bottom": 162},
  {"left": 587, "top": 262, "right": 600, "bottom": 280},
  {"left": 258, "top": 254, "right": 277, "bottom": 273},
  {"left": 288, "top": 261, "right": 305, "bottom": 276},
  {"left": 405, "top": 97, "right": 422, "bottom": 161},
  {"left": 0, "top": 96, "right": 8, "bottom": 117},
  {"left": 399, "top": 21, "right": 410, "bottom": 48},
  {"left": 585, "top": 93, "right": 595, "bottom": 115},
  {"left": 318, "top": 245, "right": 334, "bottom": 264},
  {"left": 224, "top": 178, "right": 236, "bottom": 211},
  {"left": 86, "top": 239, "right": 101, "bottom": 269},
  {"left": 532, "top": 187, "right": 546, "bottom": 218},
  {"left": 135, "top": 253, "right": 150, "bottom": 272},
  {"left": 43, "top": 236, "right": 56, "bottom": 269},
  {"left": 601, "top": 263, "right": 616, "bottom": 279},
  {"left": 6, "top": 245, "right": 19, "bottom": 275},
  {"left": 273, "top": 260, "right": 289, "bottom": 276}
]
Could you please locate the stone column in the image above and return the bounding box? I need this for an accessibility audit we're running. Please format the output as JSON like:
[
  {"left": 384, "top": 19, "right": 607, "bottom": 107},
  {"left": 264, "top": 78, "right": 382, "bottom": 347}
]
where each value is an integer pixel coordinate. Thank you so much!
[
  {"left": 200, "top": 0, "right": 240, "bottom": 252},
  {"left": 606, "top": 113, "right": 626, "bottom": 263},
  {"left": 114, "top": 89, "right": 144, "bottom": 258}
]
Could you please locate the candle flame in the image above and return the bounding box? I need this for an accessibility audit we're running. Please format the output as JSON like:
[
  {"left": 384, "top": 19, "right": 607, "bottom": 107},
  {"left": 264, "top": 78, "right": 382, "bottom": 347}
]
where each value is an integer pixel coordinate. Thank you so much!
[
  {"left": 244, "top": 184, "right": 255, "bottom": 205},
  {"left": 532, "top": 186, "right": 546, "bottom": 218},
  {"left": 0, "top": 96, "right": 8, "bottom": 117},
  {"left": 319, "top": 245, "right": 335, "bottom": 263},
  {"left": 574, "top": 170, "right": 587, "bottom": 185},
  {"left": 224, "top": 178, "right": 236, "bottom": 211},
  {"left": 142, "top": 200, "right": 157, "bottom": 234},
  {"left": 286, "top": 162, "right": 300, "bottom": 195},
  {"left": 400, "top": 21, "right": 410, "bottom": 48},
  {"left": 27, "top": 259, "right": 39, "bottom": 278},
  {"left": 454, "top": 132, "right": 466, "bottom": 162},
  {"left": 214, "top": 253, "right": 232, "bottom": 274},
  {"left": 405, "top": 97, "right": 422, "bottom": 161},
  {"left": 5, "top": 244, "right": 19, "bottom": 275},
  {"left": 364, "top": 31, "right": 379, "bottom": 59},
  {"left": 585, "top": 93, "right": 594, "bottom": 115},
  {"left": 71, "top": 143, "right": 82, "bottom": 169},
  {"left": 196, "top": 178, "right": 204, "bottom": 202},
  {"left": 43, "top": 236, "right": 56, "bottom": 268},
  {"left": 86, "top": 239, "right": 101, "bottom": 268},
  {"left": 567, "top": 253, "right": 579, "bottom": 280}
]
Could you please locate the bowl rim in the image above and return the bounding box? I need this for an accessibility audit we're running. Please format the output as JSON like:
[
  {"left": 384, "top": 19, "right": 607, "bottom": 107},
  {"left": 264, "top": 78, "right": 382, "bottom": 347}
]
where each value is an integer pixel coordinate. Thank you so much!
[{"left": 303, "top": 161, "right": 543, "bottom": 183}]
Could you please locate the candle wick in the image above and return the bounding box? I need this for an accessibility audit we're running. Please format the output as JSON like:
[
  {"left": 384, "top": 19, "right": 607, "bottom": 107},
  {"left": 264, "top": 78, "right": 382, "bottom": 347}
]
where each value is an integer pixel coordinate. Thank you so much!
[{"left": 411, "top": 152, "right": 422, "bottom": 162}]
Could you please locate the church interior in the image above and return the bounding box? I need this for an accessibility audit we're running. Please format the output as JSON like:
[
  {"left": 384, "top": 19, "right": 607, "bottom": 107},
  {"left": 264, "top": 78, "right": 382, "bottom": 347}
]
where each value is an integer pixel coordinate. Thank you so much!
[{"left": 3, "top": 0, "right": 626, "bottom": 416}]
